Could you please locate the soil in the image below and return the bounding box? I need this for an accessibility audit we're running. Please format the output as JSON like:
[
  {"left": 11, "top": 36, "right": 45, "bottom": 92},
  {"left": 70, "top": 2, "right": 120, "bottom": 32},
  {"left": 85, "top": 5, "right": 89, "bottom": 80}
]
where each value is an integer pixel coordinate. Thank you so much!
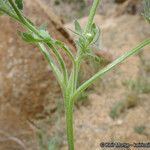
[
  {"left": 0, "top": 0, "right": 150, "bottom": 150},
  {"left": 43, "top": 0, "right": 143, "bottom": 23}
]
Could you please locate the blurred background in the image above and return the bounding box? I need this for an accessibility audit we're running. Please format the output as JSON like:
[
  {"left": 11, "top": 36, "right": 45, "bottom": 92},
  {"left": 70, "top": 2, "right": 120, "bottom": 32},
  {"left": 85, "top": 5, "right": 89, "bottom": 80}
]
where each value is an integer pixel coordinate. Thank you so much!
[{"left": 0, "top": 0, "right": 150, "bottom": 150}]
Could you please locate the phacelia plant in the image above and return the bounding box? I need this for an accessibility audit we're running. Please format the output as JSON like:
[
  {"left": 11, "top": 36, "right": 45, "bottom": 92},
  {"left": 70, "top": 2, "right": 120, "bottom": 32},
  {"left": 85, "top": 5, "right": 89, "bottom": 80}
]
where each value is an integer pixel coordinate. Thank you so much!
[{"left": 0, "top": 0, "right": 150, "bottom": 150}]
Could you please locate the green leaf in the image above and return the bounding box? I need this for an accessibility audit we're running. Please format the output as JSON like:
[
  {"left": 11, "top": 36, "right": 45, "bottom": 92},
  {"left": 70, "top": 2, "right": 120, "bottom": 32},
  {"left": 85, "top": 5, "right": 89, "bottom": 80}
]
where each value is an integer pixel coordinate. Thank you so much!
[
  {"left": 17, "top": 29, "right": 52, "bottom": 43},
  {"left": 15, "top": 0, "right": 23, "bottom": 10},
  {"left": 78, "top": 37, "right": 85, "bottom": 48},
  {"left": 0, "top": 1, "right": 17, "bottom": 17},
  {"left": 91, "top": 26, "right": 101, "bottom": 46},
  {"left": 91, "top": 23, "right": 97, "bottom": 32},
  {"left": 17, "top": 31, "right": 43, "bottom": 42},
  {"left": 0, "top": 1, "right": 10, "bottom": 11},
  {"left": 38, "top": 29, "right": 51, "bottom": 41},
  {"left": 55, "top": 40, "right": 64, "bottom": 47},
  {"left": 74, "top": 20, "right": 82, "bottom": 33}
]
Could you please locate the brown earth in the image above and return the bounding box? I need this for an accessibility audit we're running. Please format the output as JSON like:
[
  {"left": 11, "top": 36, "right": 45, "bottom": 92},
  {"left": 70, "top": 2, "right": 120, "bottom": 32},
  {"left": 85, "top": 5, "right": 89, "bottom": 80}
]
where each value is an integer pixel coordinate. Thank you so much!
[{"left": 43, "top": 0, "right": 143, "bottom": 23}]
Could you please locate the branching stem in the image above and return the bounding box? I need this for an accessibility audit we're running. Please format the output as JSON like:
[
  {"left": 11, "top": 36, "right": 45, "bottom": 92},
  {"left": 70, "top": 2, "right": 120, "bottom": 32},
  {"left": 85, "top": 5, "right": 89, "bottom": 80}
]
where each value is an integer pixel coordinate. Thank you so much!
[
  {"left": 1, "top": 1, "right": 150, "bottom": 150},
  {"left": 73, "top": 38, "right": 150, "bottom": 100}
]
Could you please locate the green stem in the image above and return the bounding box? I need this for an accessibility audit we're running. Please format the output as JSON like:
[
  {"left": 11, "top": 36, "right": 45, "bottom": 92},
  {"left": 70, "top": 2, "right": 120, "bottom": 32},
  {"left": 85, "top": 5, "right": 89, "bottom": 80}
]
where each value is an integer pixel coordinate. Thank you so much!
[
  {"left": 73, "top": 62, "right": 78, "bottom": 92},
  {"left": 65, "top": 99, "right": 74, "bottom": 150},
  {"left": 8, "top": 0, "right": 42, "bottom": 37},
  {"left": 37, "top": 43, "right": 65, "bottom": 91},
  {"left": 64, "top": 58, "right": 81, "bottom": 150},
  {"left": 47, "top": 42, "right": 68, "bottom": 85},
  {"left": 84, "top": 0, "right": 101, "bottom": 33},
  {"left": 55, "top": 40, "right": 75, "bottom": 65},
  {"left": 64, "top": 80, "right": 74, "bottom": 150},
  {"left": 72, "top": 38, "right": 150, "bottom": 100},
  {"left": 0, "top": 7, "right": 20, "bottom": 21},
  {"left": 73, "top": 57, "right": 81, "bottom": 92}
]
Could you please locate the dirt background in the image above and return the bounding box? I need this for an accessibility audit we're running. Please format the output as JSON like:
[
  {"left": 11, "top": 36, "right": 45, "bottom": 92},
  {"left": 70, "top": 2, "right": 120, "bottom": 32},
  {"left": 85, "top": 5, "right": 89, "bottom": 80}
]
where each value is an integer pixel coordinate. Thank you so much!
[{"left": 0, "top": 0, "right": 150, "bottom": 150}]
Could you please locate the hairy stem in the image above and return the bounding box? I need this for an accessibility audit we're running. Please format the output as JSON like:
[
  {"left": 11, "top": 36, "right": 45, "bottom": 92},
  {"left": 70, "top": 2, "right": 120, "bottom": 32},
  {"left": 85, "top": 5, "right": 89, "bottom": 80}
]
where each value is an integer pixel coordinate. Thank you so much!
[
  {"left": 64, "top": 86, "right": 74, "bottom": 150},
  {"left": 55, "top": 40, "right": 75, "bottom": 65},
  {"left": 73, "top": 38, "right": 150, "bottom": 100},
  {"left": 65, "top": 99, "right": 74, "bottom": 150},
  {"left": 8, "top": 0, "right": 42, "bottom": 37},
  {"left": 84, "top": 0, "right": 101, "bottom": 33},
  {"left": 47, "top": 42, "right": 68, "bottom": 85},
  {"left": 37, "top": 43, "right": 65, "bottom": 91}
]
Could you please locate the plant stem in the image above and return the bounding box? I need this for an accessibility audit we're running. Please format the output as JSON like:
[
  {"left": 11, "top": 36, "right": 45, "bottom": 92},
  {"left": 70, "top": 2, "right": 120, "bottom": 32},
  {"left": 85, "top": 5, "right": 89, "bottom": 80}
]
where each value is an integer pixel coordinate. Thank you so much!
[
  {"left": 64, "top": 94, "right": 74, "bottom": 150},
  {"left": 37, "top": 43, "right": 65, "bottom": 91},
  {"left": 66, "top": 103, "right": 74, "bottom": 150},
  {"left": 0, "top": 7, "right": 20, "bottom": 21},
  {"left": 47, "top": 42, "right": 68, "bottom": 85},
  {"left": 8, "top": 0, "right": 42, "bottom": 37},
  {"left": 84, "top": 0, "right": 101, "bottom": 33},
  {"left": 55, "top": 40, "right": 75, "bottom": 65},
  {"left": 72, "top": 38, "right": 150, "bottom": 100},
  {"left": 73, "top": 60, "right": 79, "bottom": 92}
]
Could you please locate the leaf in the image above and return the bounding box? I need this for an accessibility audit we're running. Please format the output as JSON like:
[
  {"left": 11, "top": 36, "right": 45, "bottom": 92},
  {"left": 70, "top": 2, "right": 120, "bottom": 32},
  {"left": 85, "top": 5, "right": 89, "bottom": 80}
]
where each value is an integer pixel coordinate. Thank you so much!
[
  {"left": 91, "top": 23, "right": 97, "bottom": 33},
  {"left": 78, "top": 37, "right": 85, "bottom": 48},
  {"left": 0, "top": 1, "right": 17, "bottom": 17},
  {"left": 55, "top": 40, "right": 64, "bottom": 47},
  {"left": 0, "top": 1, "right": 10, "bottom": 11},
  {"left": 15, "top": 0, "right": 23, "bottom": 10},
  {"left": 38, "top": 29, "right": 51, "bottom": 41},
  {"left": 17, "top": 29, "right": 52, "bottom": 43},
  {"left": 91, "top": 26, "right": 101, "bottom": 46},
  {"left": 85, "top": 33, "right": 95, "bottom": 47},
  {"left": 17, "top": 31, "right": 43, "bottom": 42},
  {"left": 74, "top": 20, "right": 82, "bottom": 33}
]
